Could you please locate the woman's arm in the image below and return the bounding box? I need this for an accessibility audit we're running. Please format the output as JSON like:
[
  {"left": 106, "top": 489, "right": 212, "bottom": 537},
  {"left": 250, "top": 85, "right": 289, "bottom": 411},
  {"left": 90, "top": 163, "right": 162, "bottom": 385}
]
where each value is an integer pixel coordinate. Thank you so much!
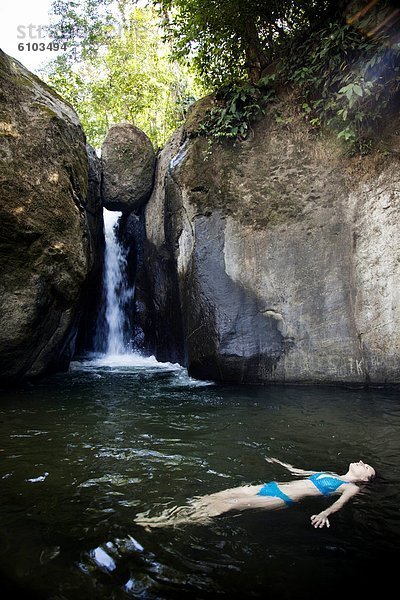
[
  {"left": 310, "top": 484, "right": 359, "bottom": 528},
  {"left": 265, "top": 457, "right": 316, "bottom": 477}
]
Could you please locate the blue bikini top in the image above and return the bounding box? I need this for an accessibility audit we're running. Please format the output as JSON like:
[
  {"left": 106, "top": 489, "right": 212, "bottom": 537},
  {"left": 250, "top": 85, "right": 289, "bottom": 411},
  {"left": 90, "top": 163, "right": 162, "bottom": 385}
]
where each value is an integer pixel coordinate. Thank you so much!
[{"left": 309, "top": 472, "right": 349, "bottom": 496}]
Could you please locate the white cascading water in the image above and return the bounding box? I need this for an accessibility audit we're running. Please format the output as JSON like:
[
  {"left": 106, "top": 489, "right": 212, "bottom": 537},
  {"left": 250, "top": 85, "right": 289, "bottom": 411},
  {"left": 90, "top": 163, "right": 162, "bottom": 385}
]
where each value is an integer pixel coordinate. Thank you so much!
[
  {"left": 103, "top": 209, "right": 134, "bottom": 356},
  {"left": 78, "top": 209, "right": 209, "bottom": 378}
]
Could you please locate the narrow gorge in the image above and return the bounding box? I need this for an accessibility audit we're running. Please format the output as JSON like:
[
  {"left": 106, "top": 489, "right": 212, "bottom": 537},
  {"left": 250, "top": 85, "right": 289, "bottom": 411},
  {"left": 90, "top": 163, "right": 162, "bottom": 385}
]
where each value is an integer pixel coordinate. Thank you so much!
[{"left": 1, "top": 48, "right": 399, "bottom": 387}]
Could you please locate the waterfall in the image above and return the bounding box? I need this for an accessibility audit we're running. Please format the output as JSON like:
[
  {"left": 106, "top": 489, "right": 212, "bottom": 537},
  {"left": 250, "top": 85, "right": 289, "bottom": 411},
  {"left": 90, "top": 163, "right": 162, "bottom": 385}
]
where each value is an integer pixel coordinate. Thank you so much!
[
  {"left": 78, "top": 209, "right": 187, "bottom": 371},
  {"left": 100, "top": 209, "right": 134, "bottom": 356}
]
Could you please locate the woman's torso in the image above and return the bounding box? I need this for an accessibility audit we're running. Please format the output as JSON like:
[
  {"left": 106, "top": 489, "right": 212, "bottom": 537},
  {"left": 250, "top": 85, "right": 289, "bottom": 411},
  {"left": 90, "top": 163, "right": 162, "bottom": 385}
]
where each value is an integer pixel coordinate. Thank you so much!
[{"left": 277, "top": 473, "right": 349, "bottom": 501}]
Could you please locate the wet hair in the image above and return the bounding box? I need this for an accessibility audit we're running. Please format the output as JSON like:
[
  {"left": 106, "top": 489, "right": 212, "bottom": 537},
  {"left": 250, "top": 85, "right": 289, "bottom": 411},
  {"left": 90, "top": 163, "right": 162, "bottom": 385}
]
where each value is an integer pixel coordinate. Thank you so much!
[{"left": 370, "top": 468, "right": 387, "bottom": 484}]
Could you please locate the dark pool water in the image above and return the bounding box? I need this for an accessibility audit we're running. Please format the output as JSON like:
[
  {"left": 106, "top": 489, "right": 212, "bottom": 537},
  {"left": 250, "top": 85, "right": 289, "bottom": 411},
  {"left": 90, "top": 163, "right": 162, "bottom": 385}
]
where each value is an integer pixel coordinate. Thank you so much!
[{"left": 0, "top": 354, "right": 399, "bottom": 599}]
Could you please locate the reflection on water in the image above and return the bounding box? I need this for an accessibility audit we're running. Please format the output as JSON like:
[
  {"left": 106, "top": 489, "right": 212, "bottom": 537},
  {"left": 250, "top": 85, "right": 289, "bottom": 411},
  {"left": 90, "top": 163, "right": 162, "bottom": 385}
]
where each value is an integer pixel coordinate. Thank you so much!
[{"left": 0, "top": 356, "right": 399, "bottom": 599}]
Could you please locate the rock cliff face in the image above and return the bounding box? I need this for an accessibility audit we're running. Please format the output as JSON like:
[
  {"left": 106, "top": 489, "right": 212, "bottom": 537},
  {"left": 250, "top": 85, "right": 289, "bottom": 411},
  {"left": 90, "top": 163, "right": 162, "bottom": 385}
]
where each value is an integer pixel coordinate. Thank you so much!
[
  {"left": 0, "top": 50, "right": 102, "bottom": 383},
  {"left": 134, "top": 131, "right": 186, "bottom": 364},
  {"left": 139, "top": 96, "right": 400, "bottom": 386}
]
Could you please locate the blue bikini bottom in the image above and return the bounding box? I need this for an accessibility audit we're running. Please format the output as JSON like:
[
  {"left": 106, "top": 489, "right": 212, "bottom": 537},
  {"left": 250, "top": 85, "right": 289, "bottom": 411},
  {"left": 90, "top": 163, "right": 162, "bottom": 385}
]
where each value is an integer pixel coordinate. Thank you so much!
[{"left": 257, "top": 481, "right": 294, "bottom": 505}]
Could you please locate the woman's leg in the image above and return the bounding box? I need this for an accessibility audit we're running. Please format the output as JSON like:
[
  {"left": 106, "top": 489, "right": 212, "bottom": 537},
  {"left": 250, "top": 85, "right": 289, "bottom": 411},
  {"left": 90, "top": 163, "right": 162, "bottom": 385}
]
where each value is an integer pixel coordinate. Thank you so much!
[{"left": 134, "top": 485, "right": 284, "bottom": 529}]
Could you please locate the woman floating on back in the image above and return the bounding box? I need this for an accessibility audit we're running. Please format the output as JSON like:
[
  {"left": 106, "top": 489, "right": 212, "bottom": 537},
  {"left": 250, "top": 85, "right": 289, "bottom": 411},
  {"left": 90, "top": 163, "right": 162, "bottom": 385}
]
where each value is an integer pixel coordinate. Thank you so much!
[{"left": 134, "top": 458, "right": 375, "bottom": 529}]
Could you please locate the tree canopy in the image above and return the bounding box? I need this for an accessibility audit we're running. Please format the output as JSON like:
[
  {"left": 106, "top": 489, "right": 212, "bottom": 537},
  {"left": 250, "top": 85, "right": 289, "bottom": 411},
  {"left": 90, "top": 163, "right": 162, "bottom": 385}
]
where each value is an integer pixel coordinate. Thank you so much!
[
  {"left": 156, "top": 0, "right": 400, "bottom": 151},
  {"left": 154, "top": 0, "right": 352, "bottom": 86},
  {"left": 43, "top": 1, "right": 204, "bottom": 149},
  {"left": 44, "top": 0, "right": 400, "bottom": 152}
]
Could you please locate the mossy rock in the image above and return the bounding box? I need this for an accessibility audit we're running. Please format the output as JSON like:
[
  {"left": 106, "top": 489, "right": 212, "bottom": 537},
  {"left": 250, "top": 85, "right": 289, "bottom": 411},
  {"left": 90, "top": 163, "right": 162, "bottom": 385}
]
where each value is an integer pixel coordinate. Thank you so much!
[{"left": 0, "top": 49, "right": 95, "bottom": 383}]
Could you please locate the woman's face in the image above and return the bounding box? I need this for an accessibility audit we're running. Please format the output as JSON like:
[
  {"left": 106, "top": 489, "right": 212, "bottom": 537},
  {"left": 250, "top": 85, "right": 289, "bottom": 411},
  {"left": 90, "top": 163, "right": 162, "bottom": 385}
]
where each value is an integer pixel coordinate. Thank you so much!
[{"left": 349, "top": 460, "right": 375, "bottom": 481}]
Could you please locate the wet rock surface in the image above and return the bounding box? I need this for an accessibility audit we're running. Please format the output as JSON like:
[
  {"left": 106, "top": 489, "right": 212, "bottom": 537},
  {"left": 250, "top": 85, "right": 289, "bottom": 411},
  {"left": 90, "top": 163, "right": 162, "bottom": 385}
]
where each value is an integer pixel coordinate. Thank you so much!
[{"left": 0, "top": 50, "right": 102, "bottom": 383}]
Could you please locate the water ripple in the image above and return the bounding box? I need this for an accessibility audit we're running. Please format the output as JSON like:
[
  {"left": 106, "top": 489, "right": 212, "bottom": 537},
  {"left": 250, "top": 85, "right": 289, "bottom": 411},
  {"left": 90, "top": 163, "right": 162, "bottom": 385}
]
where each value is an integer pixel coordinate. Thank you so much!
[{"left": 0, "top": 367, "right": 399, "bottom": 599}]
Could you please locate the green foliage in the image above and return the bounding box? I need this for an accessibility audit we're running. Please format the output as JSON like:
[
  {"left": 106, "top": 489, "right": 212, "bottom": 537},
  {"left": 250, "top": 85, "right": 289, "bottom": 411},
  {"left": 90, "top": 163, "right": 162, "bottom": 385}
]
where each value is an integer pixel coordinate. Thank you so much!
[
  {"left": 45, "top": 0, "right": 400, "bottom": 155},
  {"left": 49, "top": 0, "right": 115, "bottom": 61},
  {"left": 43, "top": 1, "right": 204, "bottom": 149},
  {"left": 154, "top": 0, "right": 344, "bottom": 88},
  {"left": 175, "top": 0, "right": 399, "bottom": 153},
  {"left": 198, "top": 76, "right": 276, "bottom": 145},
  {"left": 281, "top": 10, "right": 400, "bottom": 153}
]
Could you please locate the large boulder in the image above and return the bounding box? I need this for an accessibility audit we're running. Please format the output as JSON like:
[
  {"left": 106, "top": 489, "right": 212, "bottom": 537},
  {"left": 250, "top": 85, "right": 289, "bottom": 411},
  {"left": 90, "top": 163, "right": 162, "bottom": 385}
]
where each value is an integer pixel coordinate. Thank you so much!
[
  {"left": 0, "top": 50, "right": 101, "bottom": 384},
  {"left": 138, "top": 96, "right": 400, "bottom": 386},
  {"left": 101, "top": 123, "right": 156, "bottom": 212}
]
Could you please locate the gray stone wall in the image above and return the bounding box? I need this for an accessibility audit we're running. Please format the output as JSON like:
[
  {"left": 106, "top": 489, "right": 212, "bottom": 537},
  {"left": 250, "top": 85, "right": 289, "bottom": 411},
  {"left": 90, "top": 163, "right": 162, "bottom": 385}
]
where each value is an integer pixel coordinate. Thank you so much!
[{"left": 142, "top": 100, "right": 400, "bottom": 385}]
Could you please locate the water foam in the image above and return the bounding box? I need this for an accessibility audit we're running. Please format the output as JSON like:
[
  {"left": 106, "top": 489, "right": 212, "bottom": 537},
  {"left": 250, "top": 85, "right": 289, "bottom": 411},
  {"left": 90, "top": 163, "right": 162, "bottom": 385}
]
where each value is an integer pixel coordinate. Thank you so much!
[{"left": 70, "top": 353, "right": 214, "bottom": 387}]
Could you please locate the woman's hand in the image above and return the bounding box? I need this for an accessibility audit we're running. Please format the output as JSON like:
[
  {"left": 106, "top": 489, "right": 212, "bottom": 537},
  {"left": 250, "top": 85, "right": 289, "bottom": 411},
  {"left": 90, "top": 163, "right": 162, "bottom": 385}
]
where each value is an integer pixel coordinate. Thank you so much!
[
  {"left": 311, "top": 484, "right": 359, "bottom": 529},
  {"left": 311, "top": 510, "right": 330, "bottom": 528}
]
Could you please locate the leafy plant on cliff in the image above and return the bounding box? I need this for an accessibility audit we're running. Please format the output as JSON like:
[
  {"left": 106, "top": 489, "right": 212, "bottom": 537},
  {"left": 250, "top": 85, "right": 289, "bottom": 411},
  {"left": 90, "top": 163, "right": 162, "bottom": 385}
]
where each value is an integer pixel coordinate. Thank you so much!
[
  {"left": 158, "top": 0, "right": 400, "bottom": 152},
  {"left": 281, "top": 8, "right": 400, "bottom": 152},
  {"left": 198, "top": 76, "right": 276, "bottom": 146}
]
